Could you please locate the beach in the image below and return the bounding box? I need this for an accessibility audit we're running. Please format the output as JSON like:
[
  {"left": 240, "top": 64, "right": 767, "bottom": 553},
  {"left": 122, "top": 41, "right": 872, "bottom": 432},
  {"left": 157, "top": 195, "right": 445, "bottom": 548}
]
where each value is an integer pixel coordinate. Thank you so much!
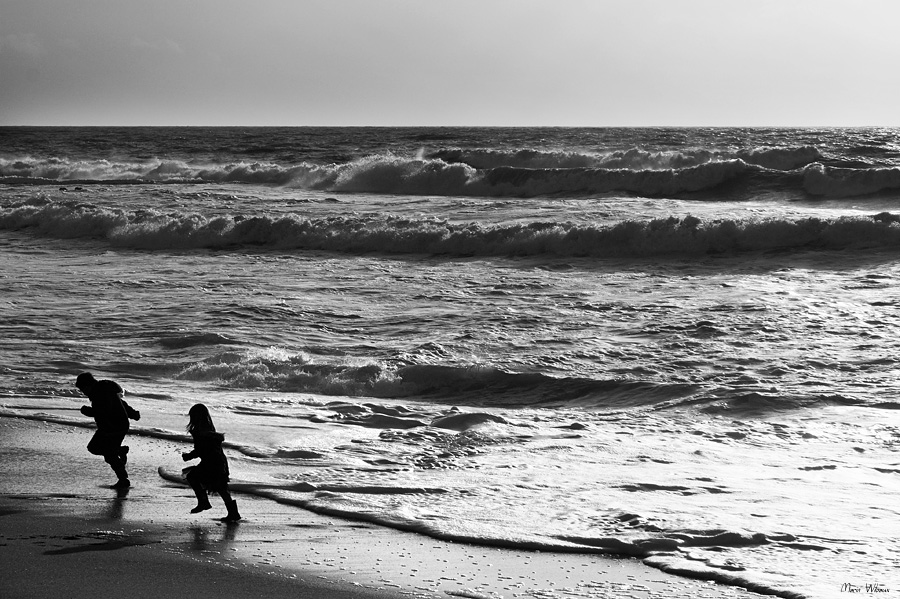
[
  {"left": 2, "top": 126, "right": 899, "bottom": 598},
  {"left": 0, "top": 416, "right": 771, "bottom": 599}
]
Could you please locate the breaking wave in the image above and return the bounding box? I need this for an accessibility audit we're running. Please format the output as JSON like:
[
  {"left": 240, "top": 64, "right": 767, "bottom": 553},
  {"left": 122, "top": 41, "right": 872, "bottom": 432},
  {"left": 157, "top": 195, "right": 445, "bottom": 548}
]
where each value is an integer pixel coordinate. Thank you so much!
[
  {"left": 3, "top": 198, "right": 900, "bottom": 257},
  {"left": 429, "top": 144, "right": 822, "bottom": 171},
  {"left": 0, "top": 147, "right": 822, "bottom": 198},
  {"left": 7, "top": 144, "right": 900, "bottom": 199},
  {"left": 168, "top": 349, "right": 702, "bottom": 409},
  {"left": 149, "top": 346, "right": 886, "bottom": 414},
  {"left": 803, "top": 162, "right": 900, "bottom": 196}
]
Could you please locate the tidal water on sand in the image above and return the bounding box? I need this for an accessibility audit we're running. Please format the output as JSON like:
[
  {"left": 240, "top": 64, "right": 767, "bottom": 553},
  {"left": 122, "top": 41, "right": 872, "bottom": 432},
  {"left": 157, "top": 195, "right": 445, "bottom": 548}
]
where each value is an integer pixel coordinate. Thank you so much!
[{"left": 2, "top": 126, "right": 899, "bottom": 598}]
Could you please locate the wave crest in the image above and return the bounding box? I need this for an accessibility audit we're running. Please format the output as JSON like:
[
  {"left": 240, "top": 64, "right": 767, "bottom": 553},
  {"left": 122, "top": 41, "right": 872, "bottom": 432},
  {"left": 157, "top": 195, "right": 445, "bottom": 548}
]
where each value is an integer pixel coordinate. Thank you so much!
[
  {"left": 3, "top": 199, "right": 900, "bottom": 257},
  {"left": 1, "top": 150, "right": 810, "bottom": 197},
  {"left": 803, "top": 162, "right": 900, "bottom": 197},
  {"left": 430, "top": 145, "right": 821, "bottom": 172},
  {"left": 480, "top": 160, "right": 749, "bottom": 196},
  {"left": 167, "top": 348, "right": 701, "bottom": 409}
]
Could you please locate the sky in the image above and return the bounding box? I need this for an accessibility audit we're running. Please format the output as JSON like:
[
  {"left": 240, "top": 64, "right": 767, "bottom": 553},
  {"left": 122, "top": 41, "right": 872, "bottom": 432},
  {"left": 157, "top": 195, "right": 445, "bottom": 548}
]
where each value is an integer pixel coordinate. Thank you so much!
[{"left": 1, "top": 0, "right": 899, "bottom": 127}]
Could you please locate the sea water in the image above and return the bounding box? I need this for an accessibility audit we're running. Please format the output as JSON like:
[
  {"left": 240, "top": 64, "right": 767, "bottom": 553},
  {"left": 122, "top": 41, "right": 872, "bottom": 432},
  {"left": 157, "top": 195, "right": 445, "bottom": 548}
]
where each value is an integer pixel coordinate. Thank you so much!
[{"left": 1, "top": 126, "right": 899, "bottom": 598}]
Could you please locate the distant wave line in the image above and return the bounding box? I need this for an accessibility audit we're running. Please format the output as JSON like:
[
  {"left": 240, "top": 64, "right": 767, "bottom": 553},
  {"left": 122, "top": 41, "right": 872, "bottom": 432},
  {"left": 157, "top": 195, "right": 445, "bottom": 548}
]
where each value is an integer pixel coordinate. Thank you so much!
[{"left": 6, "top": 147, "right": 896, "bottom": 198}]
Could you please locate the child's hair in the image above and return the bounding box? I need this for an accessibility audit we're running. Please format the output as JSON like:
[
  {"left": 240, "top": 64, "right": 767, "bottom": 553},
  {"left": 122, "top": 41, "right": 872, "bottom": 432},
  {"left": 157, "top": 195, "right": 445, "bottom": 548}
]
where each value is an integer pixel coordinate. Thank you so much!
[{"left": 187, "top": 403, "right": 216, "bottom": 434}]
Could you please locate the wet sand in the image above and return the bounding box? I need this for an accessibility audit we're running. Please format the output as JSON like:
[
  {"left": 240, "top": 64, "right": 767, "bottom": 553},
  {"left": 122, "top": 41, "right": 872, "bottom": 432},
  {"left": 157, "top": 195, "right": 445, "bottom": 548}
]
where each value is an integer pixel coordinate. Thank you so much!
[{"left": 0, "top": 416, "right": 767, "bottom": 599}]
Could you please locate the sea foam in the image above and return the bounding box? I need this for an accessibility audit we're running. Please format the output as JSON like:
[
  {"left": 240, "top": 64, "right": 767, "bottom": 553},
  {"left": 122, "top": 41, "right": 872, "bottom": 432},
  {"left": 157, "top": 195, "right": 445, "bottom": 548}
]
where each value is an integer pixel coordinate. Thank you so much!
[{"left": 3, "top": 198, "right": 900, "bottom": 257}]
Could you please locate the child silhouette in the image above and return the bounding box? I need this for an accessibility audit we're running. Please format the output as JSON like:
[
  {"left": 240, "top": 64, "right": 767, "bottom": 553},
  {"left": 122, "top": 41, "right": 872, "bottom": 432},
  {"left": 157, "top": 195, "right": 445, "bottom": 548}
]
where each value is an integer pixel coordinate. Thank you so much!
[
  {"left": 182, "top": 403, "right": 241, "bottom": 522},
  {"left": 76, "top": 372, "right": 140, "bottom": 488}
]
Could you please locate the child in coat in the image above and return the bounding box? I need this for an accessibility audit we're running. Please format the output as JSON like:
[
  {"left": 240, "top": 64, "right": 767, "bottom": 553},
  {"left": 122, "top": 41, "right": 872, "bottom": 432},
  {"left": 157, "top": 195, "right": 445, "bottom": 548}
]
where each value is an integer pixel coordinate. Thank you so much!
[
  {"left": 77, "top": 372, "right": 141, "bottom": 488},
  {"left": 182, "top": 403, "right": 241, "bottom": 522}
]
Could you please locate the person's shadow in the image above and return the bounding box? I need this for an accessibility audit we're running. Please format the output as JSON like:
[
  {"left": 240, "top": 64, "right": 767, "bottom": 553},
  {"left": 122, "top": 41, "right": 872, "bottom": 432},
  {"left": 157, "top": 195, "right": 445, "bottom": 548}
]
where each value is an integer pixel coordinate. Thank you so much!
[
  {"left": 189, "top": 522, "right": 238, "bottom": 553},
  {"left": 103, "top": 487, "right": 130, "bottom": 520}
]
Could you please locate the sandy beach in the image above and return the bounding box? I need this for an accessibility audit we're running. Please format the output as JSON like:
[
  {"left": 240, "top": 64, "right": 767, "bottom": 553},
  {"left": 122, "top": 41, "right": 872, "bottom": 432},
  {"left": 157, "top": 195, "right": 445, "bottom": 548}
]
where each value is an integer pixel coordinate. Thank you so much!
[{"left": 0, "top": 415, "right": 772, "bottom": 599}]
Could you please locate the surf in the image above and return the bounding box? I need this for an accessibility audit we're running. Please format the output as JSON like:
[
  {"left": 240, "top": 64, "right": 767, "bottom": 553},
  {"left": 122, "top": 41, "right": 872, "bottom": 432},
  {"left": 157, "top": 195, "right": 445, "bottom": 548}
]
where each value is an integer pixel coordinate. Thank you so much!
[{"left": 4, "top": 197, "right": 900, "bottom": 257}]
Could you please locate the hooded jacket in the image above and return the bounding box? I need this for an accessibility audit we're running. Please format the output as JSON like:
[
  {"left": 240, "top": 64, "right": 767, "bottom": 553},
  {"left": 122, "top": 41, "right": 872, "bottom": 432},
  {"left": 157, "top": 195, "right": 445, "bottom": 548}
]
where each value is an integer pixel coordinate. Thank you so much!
[{"left": 81, "top": 380, "right": 140, "bottom": 433}]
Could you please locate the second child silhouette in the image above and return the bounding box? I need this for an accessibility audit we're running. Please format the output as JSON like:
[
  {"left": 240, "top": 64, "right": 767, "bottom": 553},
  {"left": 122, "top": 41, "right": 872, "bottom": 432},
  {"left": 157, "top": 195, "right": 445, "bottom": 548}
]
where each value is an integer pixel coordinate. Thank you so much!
[{"left": 182, "top": 403, "right": 241, "bottom": 522}]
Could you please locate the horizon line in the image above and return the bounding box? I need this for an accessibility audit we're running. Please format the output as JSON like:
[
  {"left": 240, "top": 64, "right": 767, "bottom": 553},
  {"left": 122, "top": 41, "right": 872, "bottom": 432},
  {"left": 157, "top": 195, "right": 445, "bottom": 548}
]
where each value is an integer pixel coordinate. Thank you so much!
[{"left": 2, "top": 123, "right": 898, "bottom": 129}]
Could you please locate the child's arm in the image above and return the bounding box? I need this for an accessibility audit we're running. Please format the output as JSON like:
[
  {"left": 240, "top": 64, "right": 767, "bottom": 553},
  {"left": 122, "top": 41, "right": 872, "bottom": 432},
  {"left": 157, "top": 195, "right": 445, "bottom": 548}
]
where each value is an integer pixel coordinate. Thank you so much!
[
  {"left": 182, "top": 448, "right": 199, "bottom": 461},
  {"left": 80, "top": 405, "right": 94, "bottom": 417},
  {"left": 122, "top": 400, "right": 141, "bottom": 421}
]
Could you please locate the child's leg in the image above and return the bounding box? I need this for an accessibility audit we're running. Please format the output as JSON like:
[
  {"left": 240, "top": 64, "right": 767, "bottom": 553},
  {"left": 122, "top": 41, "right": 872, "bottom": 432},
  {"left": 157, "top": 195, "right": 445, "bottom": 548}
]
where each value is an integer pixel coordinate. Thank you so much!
[
  {"left": 94, "top": 432, "right": 129, "bottom": 486},
  {"left": 103, "top": 452, "right": 128, "bottom": 479},
  {"left": 86, "top": 433, "right": 105, "bottom": 456},
  {"left": 186, "top": 470, "right": 212, "bottom": 512},
  {"left": 219, "top": 486, "right": 241, "bottom": 522}
]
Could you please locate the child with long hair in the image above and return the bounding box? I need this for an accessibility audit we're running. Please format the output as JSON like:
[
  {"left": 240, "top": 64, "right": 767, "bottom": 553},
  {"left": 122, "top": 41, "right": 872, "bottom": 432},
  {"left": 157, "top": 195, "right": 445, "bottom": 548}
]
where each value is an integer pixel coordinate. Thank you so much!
[{"left": 181, "top": 403, "right": 241, "bottom": 522}]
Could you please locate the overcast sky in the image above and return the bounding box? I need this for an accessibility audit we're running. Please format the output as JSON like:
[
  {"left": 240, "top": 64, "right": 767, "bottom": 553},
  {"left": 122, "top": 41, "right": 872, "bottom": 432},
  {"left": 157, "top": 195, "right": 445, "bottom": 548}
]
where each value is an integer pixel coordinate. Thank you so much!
[{"left": 1, "top": 0, "right": 898, "bottom": 126}]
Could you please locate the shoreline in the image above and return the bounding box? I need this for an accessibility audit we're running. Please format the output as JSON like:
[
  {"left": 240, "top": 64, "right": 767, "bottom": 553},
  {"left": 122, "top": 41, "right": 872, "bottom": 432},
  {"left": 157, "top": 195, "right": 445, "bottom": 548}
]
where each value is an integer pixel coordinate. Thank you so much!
[{"left": 0, "top": 415, "right": 767, "bottom": 599}]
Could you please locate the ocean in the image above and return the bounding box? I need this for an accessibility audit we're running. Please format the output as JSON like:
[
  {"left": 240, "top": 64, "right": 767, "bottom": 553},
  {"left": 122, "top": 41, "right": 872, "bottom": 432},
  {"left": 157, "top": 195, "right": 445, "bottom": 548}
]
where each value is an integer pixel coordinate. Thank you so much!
[{"left": 1, "top": 126, "right": 898, "bottom": 598}]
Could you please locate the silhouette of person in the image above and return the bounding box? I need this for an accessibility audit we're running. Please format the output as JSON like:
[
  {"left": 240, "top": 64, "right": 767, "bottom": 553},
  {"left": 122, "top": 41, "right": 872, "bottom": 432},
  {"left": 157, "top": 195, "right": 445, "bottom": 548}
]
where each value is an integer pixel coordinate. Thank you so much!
[
  {"left": 182, "top": 403, "right": 241, "bottom": 522},
  {"left": 76, "top": 372, "right": 140, "bottom": 488}
]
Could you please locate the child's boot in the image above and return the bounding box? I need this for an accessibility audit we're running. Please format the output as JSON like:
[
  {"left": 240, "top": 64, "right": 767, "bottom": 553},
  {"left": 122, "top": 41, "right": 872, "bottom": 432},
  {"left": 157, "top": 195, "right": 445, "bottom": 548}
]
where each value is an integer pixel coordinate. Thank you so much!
[
  {"left": 221, "top": 499, "right": 241, "bottom": 522},
  {"left": 111, "top": 463, "right": 130, "bottom": 488},
  {"left": 189, "top": 484, "right": 212, "bottom": 513},
  {"left": 190, "top": 501, "right": 212, "bottom": 513},
  {"left": 190, "top": 493, "right": 213, "bottom": 513}
]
